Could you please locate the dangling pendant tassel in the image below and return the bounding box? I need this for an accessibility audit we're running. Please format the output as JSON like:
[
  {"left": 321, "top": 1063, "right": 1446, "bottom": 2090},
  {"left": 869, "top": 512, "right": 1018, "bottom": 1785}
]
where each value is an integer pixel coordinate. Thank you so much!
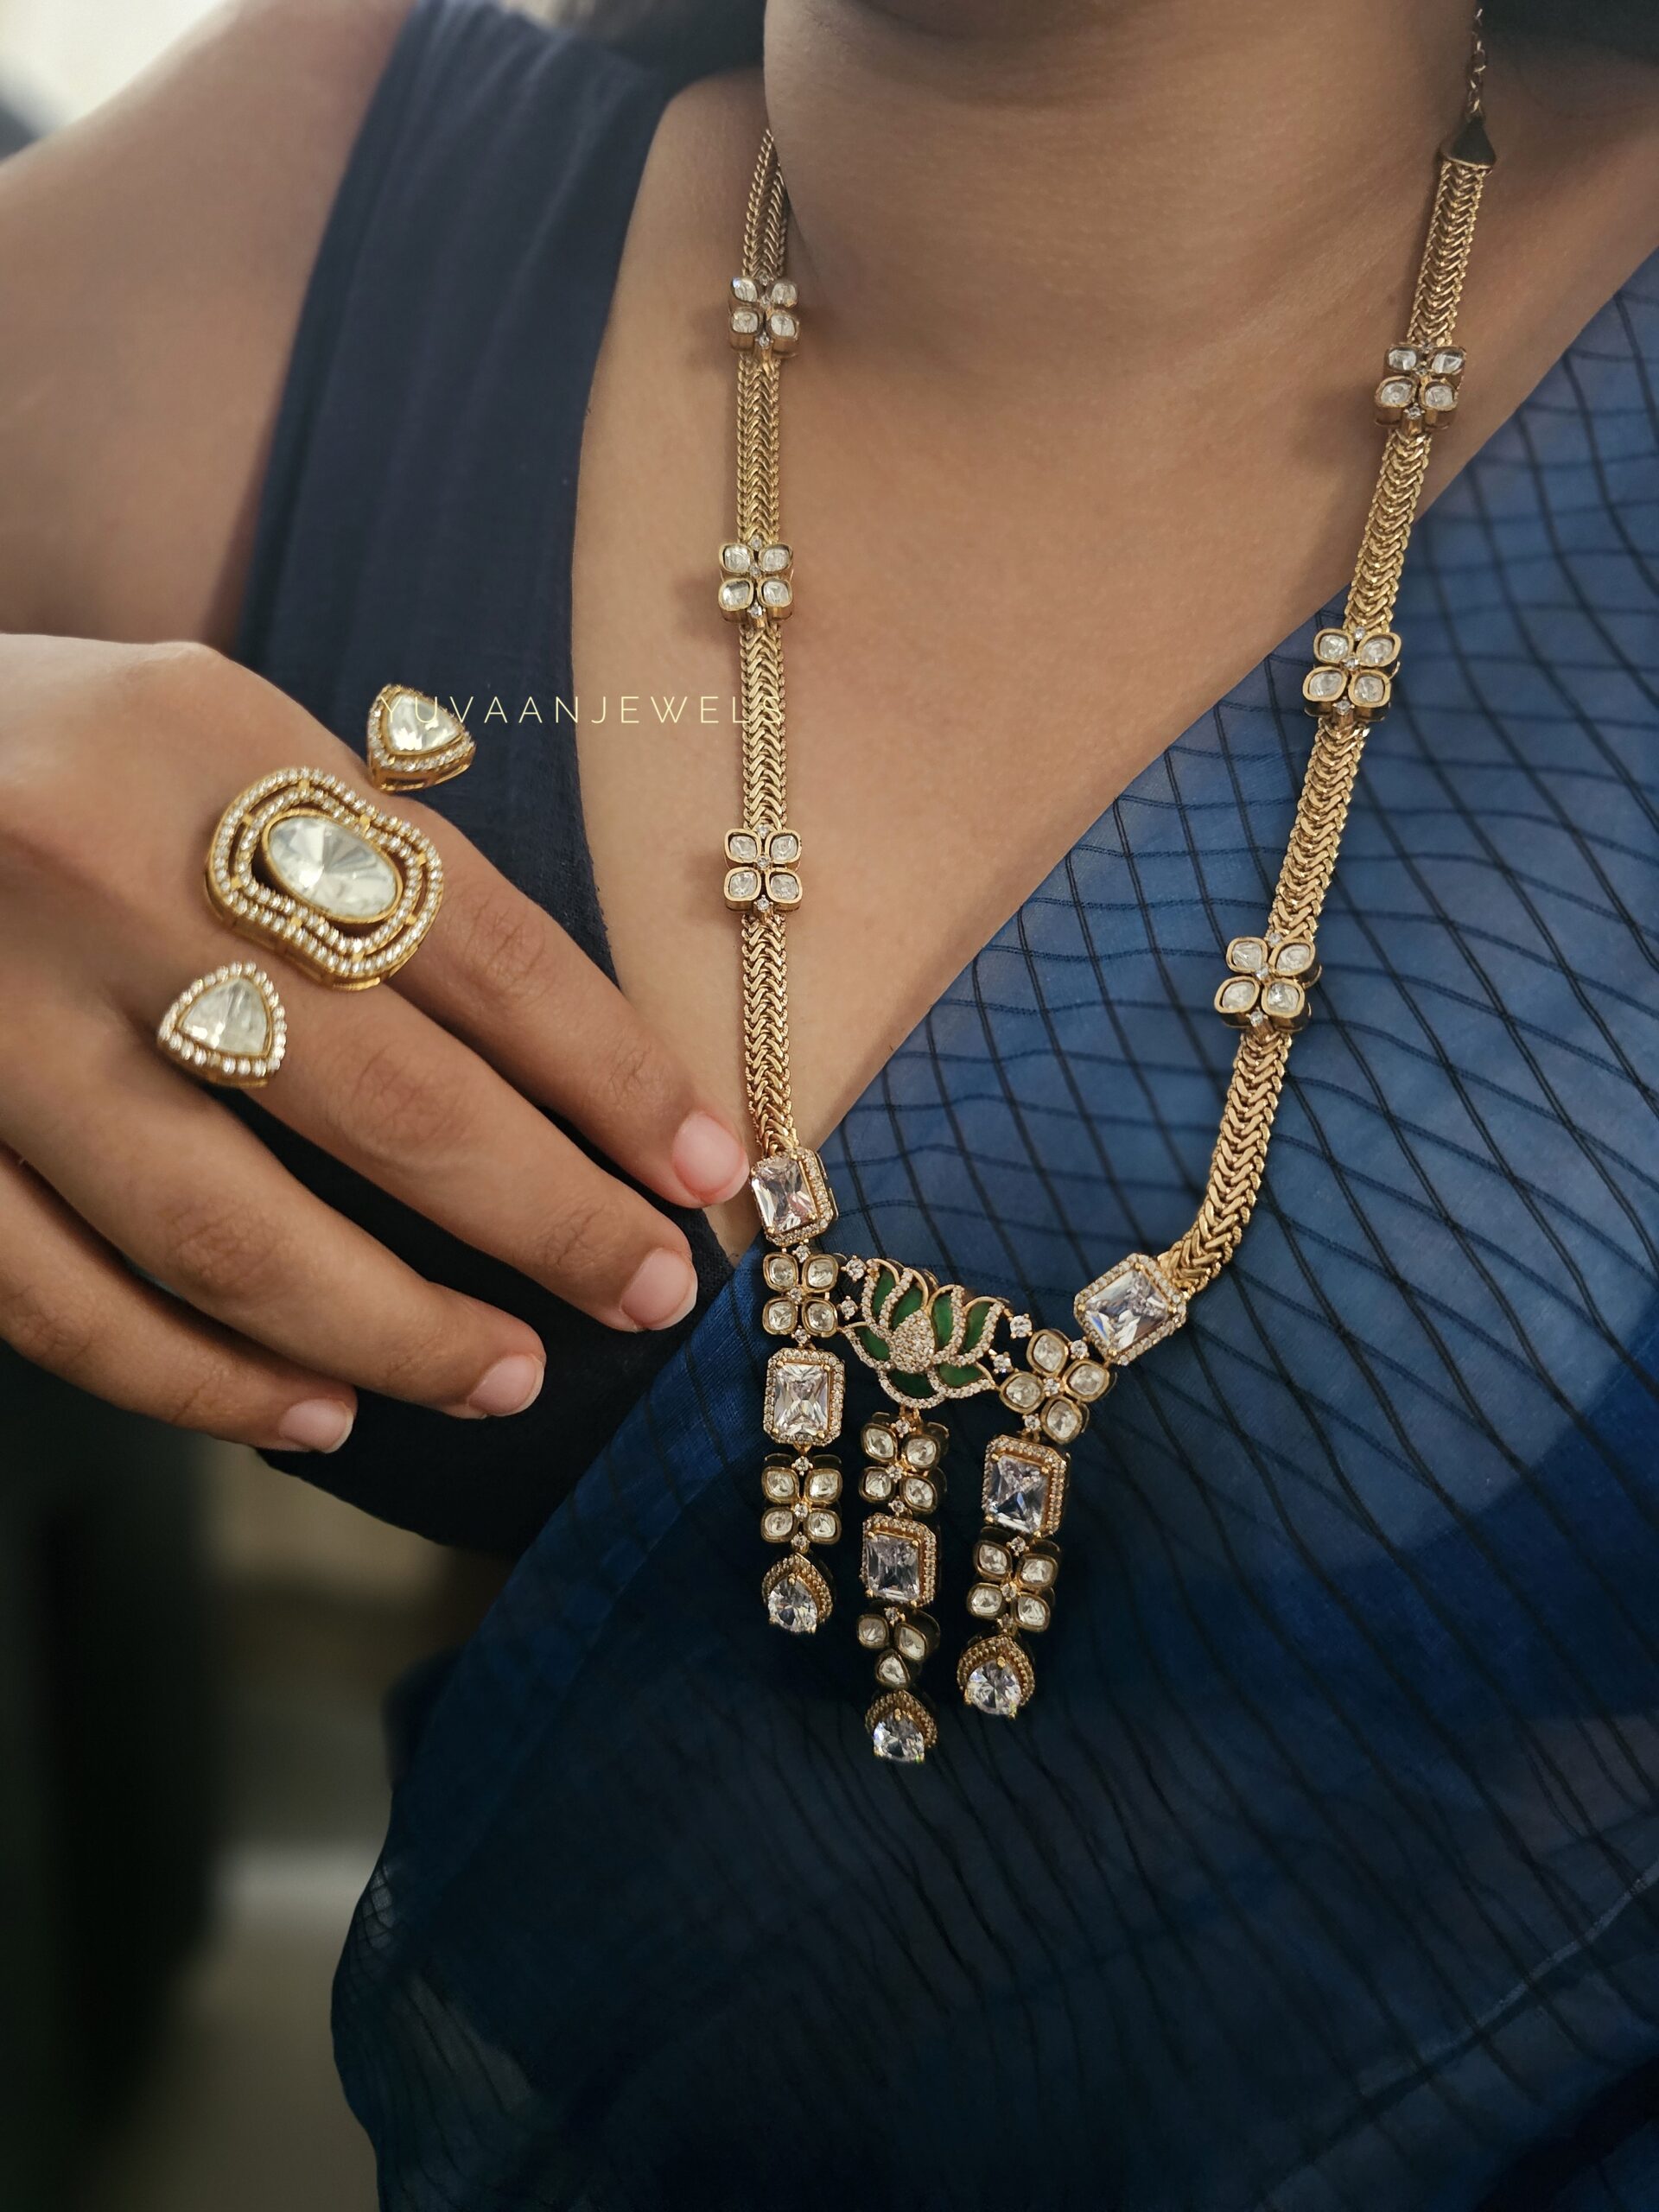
[
  {"left": 757, "top": 1196, "right": 847, "bottom": 1634},
  {"left": 856, "top": 1414, "right": 946, "bottom": 1762},
  {"left": 961, "top": 1326, "right": 1111, "bottom": 1719}
]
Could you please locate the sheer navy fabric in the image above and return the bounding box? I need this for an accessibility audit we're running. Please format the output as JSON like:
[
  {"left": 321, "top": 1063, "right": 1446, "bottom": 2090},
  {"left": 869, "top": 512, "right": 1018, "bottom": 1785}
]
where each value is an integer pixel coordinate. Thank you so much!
[{"left": 252, "top": 7, "right": 1659, "bottom": 2205}]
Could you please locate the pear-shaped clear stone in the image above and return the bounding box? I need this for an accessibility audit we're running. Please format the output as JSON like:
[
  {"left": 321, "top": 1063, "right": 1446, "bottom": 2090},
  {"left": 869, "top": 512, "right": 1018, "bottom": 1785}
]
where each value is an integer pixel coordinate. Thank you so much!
[
  {"left": 965, "top": 1661, "right": 1024, "bottom": 1717},
  {"left": 264, "top": 813, "right": 400, "bottom": 921},
  {"left": 180, "top": 978, "right": 270, "bottom": 1058},
  {"left": 387, "top": 693, "right": 460, "bottom": 755},
  {"left": 872, "top": 1711, "right": 928, "bottom": 1763},
  {"left": 766, "top": 1574, "right": 819, "bottom": 1633}
]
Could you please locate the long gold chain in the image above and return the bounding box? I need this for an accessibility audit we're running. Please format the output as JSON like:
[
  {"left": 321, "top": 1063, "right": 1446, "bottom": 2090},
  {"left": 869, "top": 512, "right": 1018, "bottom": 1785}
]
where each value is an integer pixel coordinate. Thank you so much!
[{"left": 723, "top": 73, "right": 1494, "bottom": 1761}]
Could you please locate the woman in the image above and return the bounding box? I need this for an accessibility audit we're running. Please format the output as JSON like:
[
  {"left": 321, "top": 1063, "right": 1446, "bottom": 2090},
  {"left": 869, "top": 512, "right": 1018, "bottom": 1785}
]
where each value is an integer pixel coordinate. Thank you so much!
[{"left": 1, "top": 0, "right": 1656, "bottom": 2202}]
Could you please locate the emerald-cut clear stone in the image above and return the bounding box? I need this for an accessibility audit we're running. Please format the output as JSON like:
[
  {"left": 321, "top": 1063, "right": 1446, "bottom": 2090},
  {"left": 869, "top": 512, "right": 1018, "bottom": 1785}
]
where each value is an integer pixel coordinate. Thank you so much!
[
  {"left": 862, "top": 1528, "right": 921, "bottom": 1603},
  {"left": 179, "top": 977, "right": 271, "bottom": 1058},
  {"left": 984, "top": 1451, "right": 1048, "bottom": 1535},
  {"left": 752, "top": 1154, "right": 820, "bottom": 1239},
  {"left": 264, "top": 813, "right": 400, "bottom": 921},
  {"left": 770, "top": 1360, "right": 830, "bottom": 1444},
  {"left": 1080, "top": 1263, "right": 1177, "bottom": 1359}
]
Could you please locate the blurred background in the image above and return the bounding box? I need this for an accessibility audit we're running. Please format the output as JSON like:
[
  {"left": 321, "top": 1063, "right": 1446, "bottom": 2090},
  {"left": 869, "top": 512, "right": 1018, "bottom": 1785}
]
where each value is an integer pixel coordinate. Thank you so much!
[{"left": 0, "top": 15, "right": 491, "bottom": 2210}]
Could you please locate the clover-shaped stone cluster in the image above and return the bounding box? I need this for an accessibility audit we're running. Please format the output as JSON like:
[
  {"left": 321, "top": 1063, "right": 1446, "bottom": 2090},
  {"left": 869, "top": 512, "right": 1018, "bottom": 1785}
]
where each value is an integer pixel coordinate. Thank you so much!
[
  {"left": 1374, "top": 341, "right": 1464, "bottom": 429},
  {"left": 1214, "top": 931, "right": 1320, "bottom": 1033},
  {"left": 996, "top": 1325, "right": 1112, "bottom": 1447},
  {"left": 724, "top": 826, "right": 802, "bottom": 914},
  {"left": 729, "top": 275, "right": 799, "bottom": 355},
  {"left": 1302, "top": 623, "right": 1401, "bottom": 723},
  {"left": 718, "top": 536, "right": 794, "bottom": 623}
]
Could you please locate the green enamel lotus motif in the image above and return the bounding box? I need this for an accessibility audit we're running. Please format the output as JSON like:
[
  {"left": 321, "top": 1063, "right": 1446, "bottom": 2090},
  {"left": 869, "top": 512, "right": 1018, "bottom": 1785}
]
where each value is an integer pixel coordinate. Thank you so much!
[{"left": 843, "top": 1261, "right": 1007, "bottom": 1409}]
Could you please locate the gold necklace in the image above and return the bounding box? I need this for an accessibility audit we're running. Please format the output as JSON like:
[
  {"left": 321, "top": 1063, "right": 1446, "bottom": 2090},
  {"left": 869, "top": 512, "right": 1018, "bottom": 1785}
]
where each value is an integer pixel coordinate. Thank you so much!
[{"left": 719, "top": 38, "right": 1494, "bottom": 1764}]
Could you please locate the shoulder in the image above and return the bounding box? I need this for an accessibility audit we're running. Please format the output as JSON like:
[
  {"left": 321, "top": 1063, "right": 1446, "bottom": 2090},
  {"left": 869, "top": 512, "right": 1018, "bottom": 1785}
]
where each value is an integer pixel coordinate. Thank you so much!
[{"left": 0, "top": 0, "right": 602, "bottom": 648}]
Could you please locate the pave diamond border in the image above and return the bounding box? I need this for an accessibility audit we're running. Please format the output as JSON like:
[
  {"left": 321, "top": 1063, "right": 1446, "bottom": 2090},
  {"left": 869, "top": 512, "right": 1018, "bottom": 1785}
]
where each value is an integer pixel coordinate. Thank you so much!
[
  {"left": 206, "top": 766, "right": 443, "bottom": 990},
  {"left": 155, "top": 962, "right": 287, "bottom": 1090}
]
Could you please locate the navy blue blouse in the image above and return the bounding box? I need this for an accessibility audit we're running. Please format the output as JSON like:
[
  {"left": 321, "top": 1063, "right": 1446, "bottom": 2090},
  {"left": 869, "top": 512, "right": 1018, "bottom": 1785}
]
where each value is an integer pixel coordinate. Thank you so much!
[
  {"left": 238, "top": 4, "right": 1659, "bottom": 2205},
  {"left": 238, "top": 1, "right": 701, "bottom": 1552}
]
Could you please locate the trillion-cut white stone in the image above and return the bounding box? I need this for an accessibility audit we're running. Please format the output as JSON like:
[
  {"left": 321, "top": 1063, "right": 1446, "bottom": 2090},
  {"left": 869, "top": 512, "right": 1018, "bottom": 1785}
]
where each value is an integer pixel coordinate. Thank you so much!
[
  {"left": 964, "top": 1660, "right": 1024, "bottom": 1717},
  {"left": 984, "top": 1452, "right": 1049, "bottom": 1535},
  {"left": 766, "top": 1574, "right": 820, "bottom": 1633},
  {"left": 179, "top": 977, "right": 270, "bottom": 1058},
  {"left": 386, "top": 693, "right": 461, "bottom": 755},
  {"left": 872, "top": 1710, "right": 928, "bottom": 1762},
  {"left": 265, "top": 812, "right": 400, "bottom": 921}
]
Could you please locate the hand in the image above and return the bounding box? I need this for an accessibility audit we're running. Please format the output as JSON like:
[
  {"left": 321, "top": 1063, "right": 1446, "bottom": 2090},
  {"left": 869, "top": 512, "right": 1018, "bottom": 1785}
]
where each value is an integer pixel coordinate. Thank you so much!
[{"left": 0, "top": 639, "right": 749, "bottom": 1453}]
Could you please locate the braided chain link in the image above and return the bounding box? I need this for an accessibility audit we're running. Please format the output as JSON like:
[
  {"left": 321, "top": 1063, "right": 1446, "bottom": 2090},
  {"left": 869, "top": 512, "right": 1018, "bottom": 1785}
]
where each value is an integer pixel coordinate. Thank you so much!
[
  {"left": 729, "top": 122, "right": 1490, "bottom": 1301},
  {"left": 734, "top": 134, "right": 798, "bottom": 1157},
  {"left": 1158, "top": 144, "right": 1490, "bottom": 1295}
]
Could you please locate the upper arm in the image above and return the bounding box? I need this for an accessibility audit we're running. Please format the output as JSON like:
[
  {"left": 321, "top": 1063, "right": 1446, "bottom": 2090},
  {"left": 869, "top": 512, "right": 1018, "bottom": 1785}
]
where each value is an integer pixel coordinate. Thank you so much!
[{"left": 0, "top": 0, "right": 411, "bottom": 649}]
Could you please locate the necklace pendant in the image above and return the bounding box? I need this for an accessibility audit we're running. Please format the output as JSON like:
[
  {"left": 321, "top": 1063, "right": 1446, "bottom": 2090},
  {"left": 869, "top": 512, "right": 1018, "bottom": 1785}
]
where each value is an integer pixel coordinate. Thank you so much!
[
  {"left": 961, "top": 1432, "right": 1070, "bottom": 1721},
  {"left": 757, "top": 1243, "right": 847, "bottom": 1636},
  {"left": 857, "top": 1413, "right": 946, "bottom": 1763}
]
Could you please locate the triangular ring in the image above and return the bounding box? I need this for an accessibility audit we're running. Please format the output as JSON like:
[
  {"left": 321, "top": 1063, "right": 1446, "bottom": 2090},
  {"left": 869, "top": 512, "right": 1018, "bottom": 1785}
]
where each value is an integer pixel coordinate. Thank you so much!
[
  {"left": 365, "top": 684, "right": 475, "bottom": 793},
  {"left": 156, "top": 963, "right": 287, "bottom": 1089}
]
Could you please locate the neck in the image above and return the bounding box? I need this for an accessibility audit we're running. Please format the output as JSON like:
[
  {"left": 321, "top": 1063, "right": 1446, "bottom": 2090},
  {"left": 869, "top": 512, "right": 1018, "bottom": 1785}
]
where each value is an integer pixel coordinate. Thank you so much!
[{"left": 765, "top": 0, "right": 1478, "bottom": 385}]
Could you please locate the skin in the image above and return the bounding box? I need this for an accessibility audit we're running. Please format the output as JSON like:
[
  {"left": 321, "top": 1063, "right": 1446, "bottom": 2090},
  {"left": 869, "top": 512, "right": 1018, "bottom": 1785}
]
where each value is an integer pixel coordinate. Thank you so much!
[{"left": 0, "top": 0, "right": 1653, "bottom": 1454}]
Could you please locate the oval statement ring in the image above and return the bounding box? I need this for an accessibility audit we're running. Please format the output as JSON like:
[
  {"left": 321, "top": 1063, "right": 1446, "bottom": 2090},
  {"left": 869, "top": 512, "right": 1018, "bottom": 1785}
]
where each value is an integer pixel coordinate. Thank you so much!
[
  {"left": 156, "top": 962, "right": 287, "bottom": 1089},
  {"left": 205, "top": 766, "right": 443, "bottom": 988}
]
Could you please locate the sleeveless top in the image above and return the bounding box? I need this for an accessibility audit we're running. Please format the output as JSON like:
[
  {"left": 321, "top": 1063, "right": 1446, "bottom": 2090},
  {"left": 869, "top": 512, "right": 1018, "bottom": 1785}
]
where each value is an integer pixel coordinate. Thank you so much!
[
  {"left": 238, "top": 0, "right": 700, "bottom": 1552},
  {"left": 241, "top": 4, "right": 1659, "bottom": 2206}
]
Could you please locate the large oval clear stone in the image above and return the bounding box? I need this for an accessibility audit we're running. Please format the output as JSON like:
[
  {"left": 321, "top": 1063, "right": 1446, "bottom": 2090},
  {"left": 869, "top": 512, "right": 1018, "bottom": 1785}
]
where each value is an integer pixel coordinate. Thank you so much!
[
  {"left": 264, "top": 812, "right": 401, "bottom": 921},
  {"left": 180, "top": 978, "right": 270, "bottom": 1057},
  {"left": 387, "top": 693, "right": 460, "bottom": 754}
]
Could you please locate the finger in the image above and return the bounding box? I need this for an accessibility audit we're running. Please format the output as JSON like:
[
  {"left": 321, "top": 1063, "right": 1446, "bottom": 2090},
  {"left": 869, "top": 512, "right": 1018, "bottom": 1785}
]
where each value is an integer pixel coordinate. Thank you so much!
[
  {"left": 0, "top": 1152, "right": 357, "bottom": 1452},
  {"left": 385, "top": 813, "right": 752, "bottom": 1211},
  {"left": 248, "top": 964, "right": 704, "bottom": 1333},
  {"left": 1, "top": 1001, "right": 547, "bottom": 1416}
]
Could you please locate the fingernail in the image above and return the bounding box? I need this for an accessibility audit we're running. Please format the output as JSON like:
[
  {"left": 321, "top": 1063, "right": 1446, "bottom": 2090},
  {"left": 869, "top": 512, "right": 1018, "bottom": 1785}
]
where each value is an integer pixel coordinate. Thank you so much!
[
  {"left": 619, "top": 1247, "right": 699, "bottom": 1330},
  {"left": 277, "top": 1399, "right": 355, "bottom": 1454},
  {"left": 467, "top": 1352, "right": 545, "bottom": 1418},
  {"left": 671, "top": 1110, "right": 748, "bottom": 1204}
]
